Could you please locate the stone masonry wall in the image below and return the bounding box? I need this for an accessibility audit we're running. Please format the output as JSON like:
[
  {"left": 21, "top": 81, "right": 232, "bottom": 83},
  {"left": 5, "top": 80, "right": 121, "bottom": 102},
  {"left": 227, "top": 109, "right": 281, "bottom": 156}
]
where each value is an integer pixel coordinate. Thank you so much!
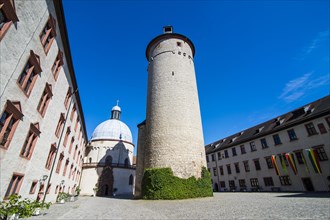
[{"left": 144, "top": 35, "right": 206, "bottom": 179}]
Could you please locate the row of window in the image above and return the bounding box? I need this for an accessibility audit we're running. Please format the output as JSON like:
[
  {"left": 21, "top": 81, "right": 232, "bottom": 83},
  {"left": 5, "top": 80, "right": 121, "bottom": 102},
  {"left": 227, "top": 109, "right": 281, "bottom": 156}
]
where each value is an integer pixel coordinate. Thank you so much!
[
  {"left": 1, "top": 1, "right": 57, "bottom": 55},
  {"left": 218, "top": 175, "right": 292, "bottom": 189},
  {"left": 4, "top": 171, "right": 81, "bottom": 199},
  {"left": 207, "top": 119, "right": 329, "bottom": 162},
  {"left": 211, "top": 146, "right": 328, "bottom": 177},
  {"left": 0, "top": 98, "right": 83, "bottom": 160}
]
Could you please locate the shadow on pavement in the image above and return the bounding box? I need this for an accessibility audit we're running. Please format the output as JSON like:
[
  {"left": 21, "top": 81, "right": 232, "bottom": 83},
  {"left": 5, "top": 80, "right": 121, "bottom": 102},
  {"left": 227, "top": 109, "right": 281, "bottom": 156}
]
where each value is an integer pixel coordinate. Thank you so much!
[
  {"left": 276, "top": 192, "right": 330, "bottom": 198},
  {"left": 100, "top": 194, "right": 134, "bottom": 200}
]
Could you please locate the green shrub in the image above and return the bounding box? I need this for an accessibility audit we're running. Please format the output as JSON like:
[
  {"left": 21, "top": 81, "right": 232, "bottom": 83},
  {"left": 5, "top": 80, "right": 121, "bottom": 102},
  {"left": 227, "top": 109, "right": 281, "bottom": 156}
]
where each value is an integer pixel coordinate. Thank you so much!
[
  {"left": 75, "top": 187, "right": 81, "bottom": 196},
  {"left": 56, "top": 192, "right": 70, "bottom": 202},
  {"left": 142, "top": 167, "right": 213, "bottom": 200},
  {"left": 0, "top": 194, "right": 51, "bottom": 219}
]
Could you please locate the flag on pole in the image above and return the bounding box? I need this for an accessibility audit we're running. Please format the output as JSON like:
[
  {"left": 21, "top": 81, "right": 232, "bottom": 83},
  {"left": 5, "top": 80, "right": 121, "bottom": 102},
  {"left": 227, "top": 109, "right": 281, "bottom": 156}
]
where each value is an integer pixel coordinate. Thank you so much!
[
  {"left": 306, "top": 148, "right": 322, "bottom": 174},
  {"left": 271, "top": 155, "right": 280, "bottom": 175},
  {"left": 279, "top": 154, "right": 288, "bottom": 174},
  {"left": 285, "top": 153, "right": 297, "bottom": 175},
  {"left": 301, "top": 151, "right": 310, "bottom": 173}
]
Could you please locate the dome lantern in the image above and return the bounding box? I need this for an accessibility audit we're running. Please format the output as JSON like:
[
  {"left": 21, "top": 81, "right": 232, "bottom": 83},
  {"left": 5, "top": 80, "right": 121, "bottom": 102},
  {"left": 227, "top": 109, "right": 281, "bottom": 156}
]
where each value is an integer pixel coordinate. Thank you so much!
[{"left": 111, "top": 100, "right": 121, "bottom": 120}]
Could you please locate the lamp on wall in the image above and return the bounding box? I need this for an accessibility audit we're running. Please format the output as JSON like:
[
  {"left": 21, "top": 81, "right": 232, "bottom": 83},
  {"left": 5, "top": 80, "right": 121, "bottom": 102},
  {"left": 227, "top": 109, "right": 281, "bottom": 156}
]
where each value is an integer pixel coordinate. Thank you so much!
[{"left": 39, "top": 175, "right": 48, "bottom": 184}]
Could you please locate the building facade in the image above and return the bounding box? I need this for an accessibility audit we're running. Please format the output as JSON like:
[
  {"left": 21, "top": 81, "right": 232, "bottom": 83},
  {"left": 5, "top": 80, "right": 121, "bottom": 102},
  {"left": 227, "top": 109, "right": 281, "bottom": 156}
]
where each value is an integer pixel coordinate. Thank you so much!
[
  {"left": 206, "top": 96, "right": 330, "bottom": 192},
  {"left": 0, "top": 0, "right": 88, "bottom": 202},
  {"left": 135, "top": 26, "right": 206, "bottom": 198},
  {"left": 80, "top": 104, "right": 135, "bottom": 197}
]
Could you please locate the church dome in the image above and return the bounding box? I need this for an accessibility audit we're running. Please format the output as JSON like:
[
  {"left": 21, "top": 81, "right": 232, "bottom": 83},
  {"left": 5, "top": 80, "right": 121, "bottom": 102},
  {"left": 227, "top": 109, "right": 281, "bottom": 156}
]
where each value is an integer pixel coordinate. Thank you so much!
[
  {"left": 112, "top": 105, "right": 121, "bottom": 111},
  {"left": 91, "top": 103, "right": 132, "bottom": 143},
  {"left": 91, "top": 119, "right": 132, "bottom": 143}
]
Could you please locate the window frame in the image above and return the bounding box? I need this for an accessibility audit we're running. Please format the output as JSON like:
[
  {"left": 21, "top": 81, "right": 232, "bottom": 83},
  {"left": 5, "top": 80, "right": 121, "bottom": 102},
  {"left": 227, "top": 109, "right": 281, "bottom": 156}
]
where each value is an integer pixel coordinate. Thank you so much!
[
  {"left": 260, "top": 138, "right": 268, "bottom": 149},
  {"left": 37, "top": 83, "right": 53, "bottom": 117},
  {"left": 51, "top": 50, "right": 63, "bottom": 80},
  {"left": 5, "top": 172, "right": 24, "bottom": 198},
  {"left": 265, "top": 156, "right": 274, "bottom": 169},
  {"left": 0, "top": 100, "right": 23, "bottom": 149},
  {"left": 45, "top": 143, "right": 56, "bottom": 169},
  {"left": 273, "top": 134, "right": 282, "bottom": 145},
  {"left": 243, "top": 160, "right": 250, "bottom": 172},
  {"left": 232, "top": 147, "right": 237, "bottom": 156},
  {"left": 305, "top": 122, "right": 318, "bottom": 136},
  {"left": 17, "top": 50, "right": 42, "bottom": 97},
  {"left": 55, "top": 113, "right": 65, "bottom": 137},
  {"left": 254, "top": 159, "right": 261, "bottom": 171},
  {"left": 226, "top": 164, "right": 232, "bottom": 175},
  {"left": 279, "top": 175, "right": 292, "bottom": 186},
  {"left": 317, "top": 123, "right": 327, "bottom": 134},
  {"left": 250, "top": 141, "right": 257, "bottom": 152},
  {"left": 294, "top": 151, "right": 304, "bottom": 164},
  {"left": 29, "top": 180, "right": 38, "bottom": 194},
  {"left": 40, "top": 14, "right": 56, "bottom": 54},
  {"left": 234, "top": 162, "right": 240, "bottom": 173},
  {"left": 287, "top": 129, "right": 298, "bottom": 141},
  {"left": 20, "top": 122, "right": 41, "bottom": 159},
  {"left": 250, "top": 178, "right": 259, "bottom": 187},
  {"left": 224, "top": 150, "right": 229, "bottom": 158},
  {"left": 0, "top": 0, "right": 19, "bottom": 41},
  {"left": 55, "top": 152, "right": 64, "bottom": 173},
  {"left": 240, "top": 145, "right": 246, "bottom": 154},
  {"left": 213, "top": 167, "right": 217, "bottom": 176},
  {"left": 313, "top": 146, "right": 328, "bottom": 161},
  {"left": 263, "top": 177, "right": 274, "bottom": 186},
  {"left": 239, "top": 179, "right": 246, "bottom": 187},
  {"left": 63, "top": 126, "right": 71, "bottom": 147},
  {"left": 63, "top": 158, "right": 69, "bottom": 176},
  {"left": 219, "top": 166, "right": 224, "bottom": 175}
]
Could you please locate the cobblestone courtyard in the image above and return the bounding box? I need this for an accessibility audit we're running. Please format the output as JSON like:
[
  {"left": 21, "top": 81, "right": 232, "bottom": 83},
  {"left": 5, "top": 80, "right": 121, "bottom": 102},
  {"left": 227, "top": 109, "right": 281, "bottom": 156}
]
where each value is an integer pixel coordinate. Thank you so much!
[{"left": 30, "top": 192, "right": 330, "bottom": 219}]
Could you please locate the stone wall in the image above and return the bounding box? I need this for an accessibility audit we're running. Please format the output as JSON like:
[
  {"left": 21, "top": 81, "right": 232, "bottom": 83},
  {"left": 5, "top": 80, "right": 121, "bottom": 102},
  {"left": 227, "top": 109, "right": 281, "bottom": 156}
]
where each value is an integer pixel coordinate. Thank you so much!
[{"left": 143, "top": 33, "right": 206, "bottom": 179}]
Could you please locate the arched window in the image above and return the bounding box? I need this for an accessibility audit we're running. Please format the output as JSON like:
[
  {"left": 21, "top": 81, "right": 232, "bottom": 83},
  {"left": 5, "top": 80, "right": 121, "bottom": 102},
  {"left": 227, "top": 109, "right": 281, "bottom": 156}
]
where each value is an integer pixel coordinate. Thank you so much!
[
  {"left": 89, "top": 157, "right": 92, "bottom": 163},
  {"left": 105, "top": 156, "right": 112, "bottom": 166},
  {"left": 129, "top": 174, "right": 133, "bottom": 185},
  {"left": 124, "top": 158, "right": 129, "bottom": 167}
]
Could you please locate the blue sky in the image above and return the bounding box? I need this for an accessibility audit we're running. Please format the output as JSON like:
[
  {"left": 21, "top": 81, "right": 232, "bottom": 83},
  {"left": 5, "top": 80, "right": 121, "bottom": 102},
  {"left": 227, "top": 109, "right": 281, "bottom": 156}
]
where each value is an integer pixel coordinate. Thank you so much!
[{"left": 62, "top": 0, "right": 329, "bottom": 151}]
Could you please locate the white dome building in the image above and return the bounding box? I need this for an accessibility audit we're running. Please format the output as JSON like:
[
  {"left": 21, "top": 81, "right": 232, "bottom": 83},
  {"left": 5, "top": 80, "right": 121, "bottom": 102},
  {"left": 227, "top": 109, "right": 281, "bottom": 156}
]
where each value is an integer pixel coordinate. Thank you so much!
[{"left": 80, "top": 104, "right": 135, "bottom": 197}]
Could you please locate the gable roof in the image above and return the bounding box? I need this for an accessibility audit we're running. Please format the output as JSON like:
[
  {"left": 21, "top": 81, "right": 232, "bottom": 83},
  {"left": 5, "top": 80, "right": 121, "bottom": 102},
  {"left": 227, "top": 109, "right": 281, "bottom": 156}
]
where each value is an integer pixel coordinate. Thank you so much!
[{"left": 205, "top": 95, "right": 330, "bottom": 154}]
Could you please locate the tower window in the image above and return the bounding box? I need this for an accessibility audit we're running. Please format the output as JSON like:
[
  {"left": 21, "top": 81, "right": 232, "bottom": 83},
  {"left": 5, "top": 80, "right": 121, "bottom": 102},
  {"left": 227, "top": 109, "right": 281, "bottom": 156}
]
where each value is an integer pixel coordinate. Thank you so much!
[
  {"left": 177, "top": 42, "right": 182, "bottom": 47},
  {"left": 163, "top": 26, "right": 172, "bottom": 33}
]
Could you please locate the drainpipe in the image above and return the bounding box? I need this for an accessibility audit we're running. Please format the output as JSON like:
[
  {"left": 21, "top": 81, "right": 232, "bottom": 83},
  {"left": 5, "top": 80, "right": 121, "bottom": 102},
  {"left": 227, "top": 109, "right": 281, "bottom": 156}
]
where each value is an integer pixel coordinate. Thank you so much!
[{"left": 42, "top": 89, "right": 78, "bottom": 203}]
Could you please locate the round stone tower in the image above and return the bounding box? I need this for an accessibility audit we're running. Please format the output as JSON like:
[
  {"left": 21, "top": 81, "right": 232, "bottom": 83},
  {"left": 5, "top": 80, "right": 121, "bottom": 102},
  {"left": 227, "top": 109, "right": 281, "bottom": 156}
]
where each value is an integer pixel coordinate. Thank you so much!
[{"left": 144, "top": 26, "right": 206, "bottom": 179}]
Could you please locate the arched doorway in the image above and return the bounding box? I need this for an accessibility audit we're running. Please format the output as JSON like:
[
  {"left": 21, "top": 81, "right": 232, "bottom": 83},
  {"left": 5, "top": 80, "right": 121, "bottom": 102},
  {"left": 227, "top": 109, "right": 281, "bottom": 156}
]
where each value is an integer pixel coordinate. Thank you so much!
[
  {"left": 97, "top": 166, "right": 113, "bottom": 197},
  {"left": 104, "top": 184, "right": 109, "bottom": 196}
]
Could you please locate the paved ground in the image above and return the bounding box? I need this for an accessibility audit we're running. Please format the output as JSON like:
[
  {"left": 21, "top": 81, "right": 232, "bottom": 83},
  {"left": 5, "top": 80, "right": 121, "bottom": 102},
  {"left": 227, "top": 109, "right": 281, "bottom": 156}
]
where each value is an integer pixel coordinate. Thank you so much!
[{"left": 29, "top": 192, "right": 330, "bottom": 219}]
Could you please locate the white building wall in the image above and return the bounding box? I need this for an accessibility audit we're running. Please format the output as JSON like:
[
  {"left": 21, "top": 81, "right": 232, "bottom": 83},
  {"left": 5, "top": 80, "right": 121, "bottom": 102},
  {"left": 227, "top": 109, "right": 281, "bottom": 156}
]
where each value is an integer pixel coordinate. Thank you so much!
[
  {"left": 207, "top": 115, "right": 330, "bottom": 192},
  {"left": 0, "top": 0, "right": 87, "bottom": 202},
  {"left": 80, "top": 139, "right": 135, "bottom": 196}
]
